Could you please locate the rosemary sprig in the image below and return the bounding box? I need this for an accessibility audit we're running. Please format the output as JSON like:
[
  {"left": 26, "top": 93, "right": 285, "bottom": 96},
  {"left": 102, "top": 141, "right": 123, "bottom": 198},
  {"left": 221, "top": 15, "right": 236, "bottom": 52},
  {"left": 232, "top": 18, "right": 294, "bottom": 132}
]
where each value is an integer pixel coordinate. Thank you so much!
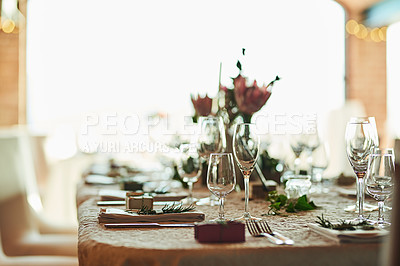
[
  {"left": 316, "top": 214, "right": 375, "bottom": 231},
  {"left": 162, "top": 203, "right": 196, "bottom": 213},
  {"left": 135, "top": 203, "right": 196, "bottom": 215}
]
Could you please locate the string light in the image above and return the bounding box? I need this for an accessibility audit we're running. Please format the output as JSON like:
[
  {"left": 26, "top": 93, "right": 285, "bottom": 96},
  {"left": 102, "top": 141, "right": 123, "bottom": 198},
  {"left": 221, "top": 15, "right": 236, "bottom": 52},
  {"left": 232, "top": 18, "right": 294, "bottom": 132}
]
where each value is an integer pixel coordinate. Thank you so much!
[
  {"left": 1, "top": 0, "right": 20, "bottom": 34},
  {"left": 1, "top": 18, "right": 16, "bottom": 33},
  {"left": 346, "top": 19, "right": 387, "bottom": 42}
]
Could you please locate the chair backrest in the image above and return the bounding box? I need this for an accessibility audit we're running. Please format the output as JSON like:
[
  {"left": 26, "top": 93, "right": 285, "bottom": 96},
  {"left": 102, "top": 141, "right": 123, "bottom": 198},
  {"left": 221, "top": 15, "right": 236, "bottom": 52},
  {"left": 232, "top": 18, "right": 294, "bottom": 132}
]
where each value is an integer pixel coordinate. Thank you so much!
[
  {"left": 0, "top": 127, "right": 43, "bottom": 209},
  {"left": 0, "top": 128, "right": 38, "bottom": 250}
]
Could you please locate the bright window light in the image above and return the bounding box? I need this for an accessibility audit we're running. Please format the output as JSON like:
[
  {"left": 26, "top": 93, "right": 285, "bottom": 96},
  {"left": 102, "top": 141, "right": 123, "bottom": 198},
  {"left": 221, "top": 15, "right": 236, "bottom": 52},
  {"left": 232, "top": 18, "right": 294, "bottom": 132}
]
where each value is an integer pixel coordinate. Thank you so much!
[
  {"left": 387, "top": 21, "right": 400, "bottom": 139},
  {"left": 27, "top": 0, "right": 345, "bottom": 150}
]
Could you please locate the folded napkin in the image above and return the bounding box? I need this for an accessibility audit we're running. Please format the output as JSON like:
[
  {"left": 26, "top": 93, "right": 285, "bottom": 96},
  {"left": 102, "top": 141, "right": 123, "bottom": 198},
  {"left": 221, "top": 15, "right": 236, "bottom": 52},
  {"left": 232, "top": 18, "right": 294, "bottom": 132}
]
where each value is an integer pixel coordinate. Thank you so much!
[
  {"left": 308, "top": 223, "right": 388, "bottom": 243},
  {"left": 85, "top": 175, "right": 117, "bottom": 185},
  {"left": 98, "top": 208, "right": 205, "bottom": 223},
  {"left": 343, "top": 203, "right": 379, "bottom": 213},
  {"left": 99, "top": 189, "right": 187, "bottom": 202}
]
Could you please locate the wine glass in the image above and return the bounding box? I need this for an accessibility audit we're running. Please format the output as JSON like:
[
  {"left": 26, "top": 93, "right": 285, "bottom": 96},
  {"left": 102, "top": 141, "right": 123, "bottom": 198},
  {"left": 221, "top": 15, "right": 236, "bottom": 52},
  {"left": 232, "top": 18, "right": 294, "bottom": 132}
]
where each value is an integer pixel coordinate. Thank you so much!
[
  {"left": 310, "top": 142, "right": 329, "bottom": 194},
  {"left": 289, "top": 134, "right": 306, "bottom": 175},
  {"left": 233, "top": 123, "right": 260, "bottom": 221},
  {"left": 365, "top": 148, "right": 395, "bottom": 228},
  {"left": 346, "top": 117, "right": 380, "bottom": 212},
  {"left": 197, "top": 116, "right": 226, "bottom": 160},
  {"left": 196, "top": 116, "right": 226, "bottom": 206},
  {"left": 177, "top": 143, "right": 202, "bottom": 204},
  {"left": 311, "top": 141, "right": 329, "bottom": 182},
  {"left": 207, "top": 153, "right": 236, "bottom": 221},
  {"left": 364, "top": 117, "right": 379, "bottom": 147},
  {"left": 304, "top": 129, "right": 321, "bottom": 177},
  {"left": 345, "top": 118, "right": 374, "bottom": 222}
]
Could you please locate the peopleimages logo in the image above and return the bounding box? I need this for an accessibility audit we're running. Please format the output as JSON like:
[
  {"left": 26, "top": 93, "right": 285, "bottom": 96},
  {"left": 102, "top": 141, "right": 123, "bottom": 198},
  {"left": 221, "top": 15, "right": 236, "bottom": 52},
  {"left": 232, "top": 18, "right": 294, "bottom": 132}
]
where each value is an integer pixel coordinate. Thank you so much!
[{"left": 78, "top": 112, "right": 317, "bottom": 153}]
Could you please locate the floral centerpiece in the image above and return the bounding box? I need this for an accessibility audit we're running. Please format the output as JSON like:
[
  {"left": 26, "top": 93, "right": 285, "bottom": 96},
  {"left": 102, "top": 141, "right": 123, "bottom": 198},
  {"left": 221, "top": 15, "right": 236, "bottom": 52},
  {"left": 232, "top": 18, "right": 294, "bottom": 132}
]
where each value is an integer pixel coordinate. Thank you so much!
[
  {"left": 191, "top": 48, "right": 280, "bottom": 125},
  {"left": 191, "top": 94, "right": 213, "bottom": 122},
  {"left": 191, "top": 49, "right": 282, "bottom": 186},
  {"left": 219, "top": 48, "right": 280, "bottom": 125}
]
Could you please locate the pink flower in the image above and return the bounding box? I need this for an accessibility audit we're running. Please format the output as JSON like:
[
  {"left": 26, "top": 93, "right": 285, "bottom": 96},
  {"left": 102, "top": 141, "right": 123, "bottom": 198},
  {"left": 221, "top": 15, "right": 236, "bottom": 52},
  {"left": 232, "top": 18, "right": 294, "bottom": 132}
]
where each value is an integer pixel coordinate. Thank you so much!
[
  {"left": 191, "top": 94, "right": 213, "bottom": 116},
  {"left": 233, "top": 75, "right": 279, "bottom": 115},
  {"left": 219, "top": 85, "right": 229, "bottom": 93}
]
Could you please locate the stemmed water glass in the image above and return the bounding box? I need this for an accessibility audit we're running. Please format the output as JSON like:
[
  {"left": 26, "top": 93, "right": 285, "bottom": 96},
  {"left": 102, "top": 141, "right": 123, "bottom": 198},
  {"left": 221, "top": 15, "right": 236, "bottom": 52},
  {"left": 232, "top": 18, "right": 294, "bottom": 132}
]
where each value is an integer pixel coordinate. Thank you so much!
[
  {"left": 207, "top": 153, "right": 236, "bottom": 221},
  {"left": 177, "top": 143, "right": 202, "bottom": 204},
  {"left": 197, "top": 116, "right": 226, "bottom": 159},
  {"left": 289, "top": 134, "right": 307, "bottom": 175},
  {"left": 345, "top": 118, "right": 375, "bottom": 222},
  {"left": 196, "top": 116, "right": 226, "bottom": 206},
  {"left": 365, "top": 148, "right": 395, "bottom": 228},
  {"left": 233, "top": 123, "right": 260, "bottom": 221}
]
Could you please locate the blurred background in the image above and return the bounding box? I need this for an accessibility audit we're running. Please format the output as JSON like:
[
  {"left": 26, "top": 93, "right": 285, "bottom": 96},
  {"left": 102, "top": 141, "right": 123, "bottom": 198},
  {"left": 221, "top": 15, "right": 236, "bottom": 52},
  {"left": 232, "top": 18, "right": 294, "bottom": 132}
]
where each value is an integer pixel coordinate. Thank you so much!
[{"left": 1, "top": 0, "right": 400, "bottom": 231}]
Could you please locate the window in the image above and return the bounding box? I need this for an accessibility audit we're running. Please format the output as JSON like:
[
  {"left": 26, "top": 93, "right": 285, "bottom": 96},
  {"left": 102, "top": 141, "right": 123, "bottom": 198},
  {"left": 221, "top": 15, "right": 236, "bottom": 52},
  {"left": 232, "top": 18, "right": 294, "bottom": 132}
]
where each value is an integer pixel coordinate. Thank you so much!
[
  {"left": 26, "top": 0, "right": 345, "bottom": 225},
  {"left": 387, "top": 20, "right": 400, "bottom": 139},
  {"left": 27, "top": 0, "right": 345, "bottom": 147}
]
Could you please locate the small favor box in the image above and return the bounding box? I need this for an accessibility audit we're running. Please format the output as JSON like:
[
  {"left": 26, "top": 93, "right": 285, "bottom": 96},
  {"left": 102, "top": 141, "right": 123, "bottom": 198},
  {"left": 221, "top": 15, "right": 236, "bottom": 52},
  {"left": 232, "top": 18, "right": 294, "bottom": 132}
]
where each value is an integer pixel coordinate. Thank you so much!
[
  {"left": 125, "top": 193, "right": 153, "bottom": 210},
  {"left": 194, "top": 221, "right": 245, "bottom": 243}
]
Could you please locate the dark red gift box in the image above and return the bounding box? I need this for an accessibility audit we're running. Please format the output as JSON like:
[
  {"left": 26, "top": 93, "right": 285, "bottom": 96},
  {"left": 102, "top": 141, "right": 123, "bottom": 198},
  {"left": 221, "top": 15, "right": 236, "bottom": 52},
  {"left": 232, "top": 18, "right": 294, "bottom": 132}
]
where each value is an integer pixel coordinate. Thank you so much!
[{"left": 194, "top": 221, "right": 245, "bottom": 243}]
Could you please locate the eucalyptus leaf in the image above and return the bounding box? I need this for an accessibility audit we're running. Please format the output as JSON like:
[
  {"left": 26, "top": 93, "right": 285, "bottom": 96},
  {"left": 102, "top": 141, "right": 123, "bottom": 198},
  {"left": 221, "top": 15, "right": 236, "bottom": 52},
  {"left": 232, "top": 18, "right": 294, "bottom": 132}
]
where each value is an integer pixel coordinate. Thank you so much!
[{"left": 236, "top": 60, "right": 242, "bottom": 71}]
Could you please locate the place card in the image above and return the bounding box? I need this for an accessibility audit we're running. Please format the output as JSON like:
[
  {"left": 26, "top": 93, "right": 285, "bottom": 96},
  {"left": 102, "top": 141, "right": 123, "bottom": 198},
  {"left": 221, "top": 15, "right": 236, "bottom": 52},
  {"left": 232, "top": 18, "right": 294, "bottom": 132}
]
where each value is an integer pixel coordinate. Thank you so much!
[
  {"left": 194, "top": 221, "right": 245, "bottom": 243},
  {"left": 126, "top": 194, "right": 153, "bottom": 210}
]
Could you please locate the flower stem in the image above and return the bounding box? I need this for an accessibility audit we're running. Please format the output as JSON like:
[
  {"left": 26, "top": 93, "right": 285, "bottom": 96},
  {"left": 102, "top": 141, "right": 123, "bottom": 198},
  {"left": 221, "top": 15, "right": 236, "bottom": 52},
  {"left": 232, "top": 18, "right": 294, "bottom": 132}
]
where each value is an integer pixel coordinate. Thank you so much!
[{"left": 242, "top": 113, "right": 252, "bottom": 123}]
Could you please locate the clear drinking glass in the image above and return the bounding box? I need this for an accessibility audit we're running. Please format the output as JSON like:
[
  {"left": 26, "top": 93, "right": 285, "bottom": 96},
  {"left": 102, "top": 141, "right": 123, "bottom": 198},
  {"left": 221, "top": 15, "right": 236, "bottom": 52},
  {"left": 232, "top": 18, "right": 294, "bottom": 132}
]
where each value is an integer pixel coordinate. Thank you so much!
[
  {"left": 366, "top": 148, "right": 395, "bottom": 228},
  {"left": 346, "top": 117, "right": 380, "bottom": 213},
  {"left": 289, "top": 134, "right": 306, "bottom": 175},
  {"left": 207, "top": 153, "right": 236, "bottom": 221},
  {"left": 197, "top": 116, "right": 226, "bottom": 160},
  {"left": 233, "top": 123, "right": 260, "bottom": 221},
  {"left": 177, "top": 143, "right": 202, "bottom": 204},
  {"left": 345, "top": 118, "right": 374, "bottom": 222},
  {"left": 196, "top": 116, "right": 226, "bottom": 206}
]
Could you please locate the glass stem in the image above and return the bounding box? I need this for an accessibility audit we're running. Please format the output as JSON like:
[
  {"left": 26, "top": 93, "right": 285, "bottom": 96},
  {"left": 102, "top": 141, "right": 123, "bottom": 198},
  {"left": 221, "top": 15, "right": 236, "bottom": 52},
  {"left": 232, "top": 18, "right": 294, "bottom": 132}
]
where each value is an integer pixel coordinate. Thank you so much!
[
  {"left": 188, "top": 182, "right": 193, "bottom": 201},
  {"left": 378, "top": 201, "right": 384, "bottom": 224},
  {"left": 219, "top": 196, "right": 225, "bottom": 220},
  {"left": 356, "top": 174, "right": 365, "bottom": 220},
  {"left": 244, "top": 175, "right": 250, "bottom": 218},
  {"left": 294, "top": 157, "right": 300, "bottom": 175}
]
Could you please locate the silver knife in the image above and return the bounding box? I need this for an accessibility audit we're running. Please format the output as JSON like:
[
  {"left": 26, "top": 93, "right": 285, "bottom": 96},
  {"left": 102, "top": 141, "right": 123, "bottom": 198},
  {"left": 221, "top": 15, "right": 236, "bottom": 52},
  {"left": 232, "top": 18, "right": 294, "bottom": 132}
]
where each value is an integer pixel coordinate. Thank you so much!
[
  {"left": 271, "top": 231, "right": 294, "bottom": 245},
  {"left": 104, "top": 223, "right": 195, "bottom": 228}
]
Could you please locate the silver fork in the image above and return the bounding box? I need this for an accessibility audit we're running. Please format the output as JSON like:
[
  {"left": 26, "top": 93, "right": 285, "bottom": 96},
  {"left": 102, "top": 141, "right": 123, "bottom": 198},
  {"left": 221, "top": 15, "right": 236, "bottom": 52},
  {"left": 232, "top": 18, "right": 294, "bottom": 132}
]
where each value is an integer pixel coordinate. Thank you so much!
[
  {"left": 257, "top": 220, "right": 294, "bottom": 245},
  {"left": 246, "top": 220, "right": 284, "bottom": 245}
]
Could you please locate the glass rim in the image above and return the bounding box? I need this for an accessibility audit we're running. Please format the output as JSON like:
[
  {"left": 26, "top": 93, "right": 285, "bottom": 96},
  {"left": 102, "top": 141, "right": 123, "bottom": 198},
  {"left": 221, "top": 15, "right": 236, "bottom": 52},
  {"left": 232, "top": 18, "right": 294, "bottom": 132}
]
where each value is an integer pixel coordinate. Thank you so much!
[
  {"left": 347, "top": 121, "right": 371, "bottom": 125},
  {"left": 236, "top": 122, "right": 255, "bottom": 126},
  {"left": 209, "top": 152, "right": 232, "bottom": 156},
  {"left": 371, "top": 147, "right": 394, "bottom": 155},
  {"left": 350, "top": 116, "right": 375, "bottom": 119},
  {"left": 198, "top": 116, "right": 222, "bottom": 121}
]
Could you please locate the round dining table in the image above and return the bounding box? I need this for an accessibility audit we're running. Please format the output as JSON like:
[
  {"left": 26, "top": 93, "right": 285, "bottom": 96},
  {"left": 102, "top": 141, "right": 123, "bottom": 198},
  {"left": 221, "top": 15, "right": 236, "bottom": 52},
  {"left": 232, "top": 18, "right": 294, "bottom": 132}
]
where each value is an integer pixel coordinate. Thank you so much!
[{"left": 77, "top": 180, "right": 388, "bottom": 266}]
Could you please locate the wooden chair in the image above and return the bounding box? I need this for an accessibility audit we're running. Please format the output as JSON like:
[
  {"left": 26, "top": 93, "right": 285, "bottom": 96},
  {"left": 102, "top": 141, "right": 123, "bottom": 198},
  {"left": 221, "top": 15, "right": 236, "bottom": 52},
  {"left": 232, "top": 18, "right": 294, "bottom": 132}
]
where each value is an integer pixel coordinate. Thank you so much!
[
  {"left": 0, "top": 128, "right": 77, "bottom": 258},
  {"left": 0, "top": 232, "right": 77, "bottom": 266}
]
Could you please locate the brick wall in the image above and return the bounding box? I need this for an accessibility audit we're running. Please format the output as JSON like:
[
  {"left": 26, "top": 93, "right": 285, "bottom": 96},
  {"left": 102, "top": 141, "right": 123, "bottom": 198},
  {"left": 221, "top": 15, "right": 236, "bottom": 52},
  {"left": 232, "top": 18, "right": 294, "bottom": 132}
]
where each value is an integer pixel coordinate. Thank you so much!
[
  {"left": 0, "top": 31, "right": 19, "bottom": 126},
  {"left": 345, "top": 13, "right": 388, "bottom": 145}
]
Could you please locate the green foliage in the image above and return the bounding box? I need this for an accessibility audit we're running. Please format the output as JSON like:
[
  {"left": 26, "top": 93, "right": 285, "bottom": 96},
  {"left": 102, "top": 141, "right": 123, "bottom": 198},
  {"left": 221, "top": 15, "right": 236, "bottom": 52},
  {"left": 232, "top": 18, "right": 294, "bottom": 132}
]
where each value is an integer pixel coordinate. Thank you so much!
[
  {"left": 236, "top": 60, "right": 242, "bottom": 72},
  {"left": 258, "top": 150, "right": 281, "bottom": 174},
  {"left": 136, "top": 203, "right": 196, "bottom": 215},
  {"left": 182, "top": 157, "right": 195, "bottom": 174},
  {"left": 266, "top": 191, "right": 317, "bottom": 215},
  {"left": 316, "top": 214, "right": 375, "bottom": 231}
]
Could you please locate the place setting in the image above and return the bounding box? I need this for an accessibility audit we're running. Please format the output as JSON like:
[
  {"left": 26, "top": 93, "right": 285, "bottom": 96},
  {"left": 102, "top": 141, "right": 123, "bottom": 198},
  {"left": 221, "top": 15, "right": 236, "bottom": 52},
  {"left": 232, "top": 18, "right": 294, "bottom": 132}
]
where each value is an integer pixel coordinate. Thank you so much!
[
  {"left": 74, "top": 50, "right": 396, "bottom": 266},
  {"left": 87, "top": 54, "right": 396, "bottom": 249},
  {"left": 307, "top": 116, "right": 394, "bottom": 243}
]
